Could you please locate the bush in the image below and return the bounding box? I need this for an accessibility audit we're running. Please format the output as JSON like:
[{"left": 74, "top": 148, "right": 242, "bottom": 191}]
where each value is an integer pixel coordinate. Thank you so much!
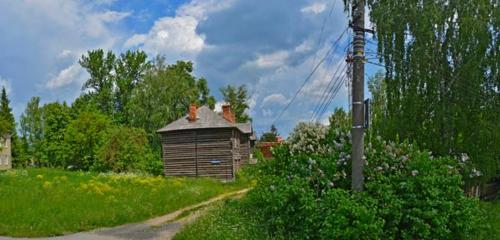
[
  {"left": 96, "top": 127, "right": 160, "bottom": 174},
  {"left": 246, "top": 123, "right": 482, "bottom": 239},
  {"left": 63, "top": 112, "right": 111, "bottom": 171}
]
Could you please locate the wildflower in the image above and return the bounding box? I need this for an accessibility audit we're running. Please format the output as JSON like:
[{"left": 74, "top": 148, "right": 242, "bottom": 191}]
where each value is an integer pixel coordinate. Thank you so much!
[
  {"left": 469, "top": 168, "right": 482, "bottom": 178},
  {"left": 411, "top": 170, "right": 419, "bottom": 176},
  {"left": 43, "top": 181, "right": 53, "bottom": 189},
  {"left": 460, "top": 153, "right": 469, "bottom": 163}
]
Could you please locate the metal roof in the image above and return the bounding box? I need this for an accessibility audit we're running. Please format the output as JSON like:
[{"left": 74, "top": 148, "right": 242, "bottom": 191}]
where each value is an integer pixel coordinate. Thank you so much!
[{"left": 157, "top": 105, "right": 252, "bottom": 134}]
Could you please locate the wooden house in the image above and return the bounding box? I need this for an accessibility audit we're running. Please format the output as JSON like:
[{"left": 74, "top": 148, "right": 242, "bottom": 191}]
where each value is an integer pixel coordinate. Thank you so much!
[
  {"left": 0, "top": 134, "right": 12, "bottom": 170},
  {"left": 157, "top": 104, "right": 253, "bottom": 180}
]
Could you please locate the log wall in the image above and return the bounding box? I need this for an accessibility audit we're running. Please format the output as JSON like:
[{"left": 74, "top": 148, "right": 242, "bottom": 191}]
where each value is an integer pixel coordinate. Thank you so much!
[
  {"left": 240, "top": 135, "right": 250, "bottom": 165},
  {"left": 161, "top": 128, "right": 236, "bottom": 180}
]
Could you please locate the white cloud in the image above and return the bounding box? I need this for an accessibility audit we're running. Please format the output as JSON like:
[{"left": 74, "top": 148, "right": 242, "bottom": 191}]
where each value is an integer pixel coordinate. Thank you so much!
[
  {"left": 123, "top": 34, "right": 147, "bottom": 48},
  {"left": 96, "top": 10, "right": 130, "bottom": 23},
  {"left": 262, "top": 93, "right": 288, "bottom": 106},
  {"left": 301, "top": 2, "right": 327, "bottom": 14},
  {"left": 58, "top": 49, "right": 73, "bottom": 59},
  {"left": 252, "top": 51, "right": 290, "bottom": 68},
  {"left": 294, "top": 40, "right": 313, "bottom": 53},
  {"left": 214, "top": 101, "right": 224, "bottom": 112},
  {"left": 262, "top": 109, "right": 274, "bottom": 117},
  {"left": 46, "top": 64, "right": 85, "bottom": 89},
  {"left": 123, "top": 0, "right": 233, "bottom": 62}
]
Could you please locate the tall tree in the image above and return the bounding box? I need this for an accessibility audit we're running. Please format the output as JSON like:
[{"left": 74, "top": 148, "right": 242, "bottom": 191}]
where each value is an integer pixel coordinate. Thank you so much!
[
  {"left": 0, "top": 87, "right": 15, "bottom": 131},
  {"left": 220, "top": 84, "right": 251, "bottom": 123},
  {"left": 20, "top": 97, "right": 44, "bottom": 166},
  {"left": 359, "top": 0, "right": 499, "bottom": 183},
  {"left": 196, "top": 78, "right": 216, "bottom": 109},
  {"left": 0, "top": 86, "right": 23, "bottom": 166},
  {"left": 128, "top": 58, "right": 214, "bottom": 151},
  {"left": 114, "top": 50, "right": 150, "bottom": 124},
  {"left": 40, "top": 102, "right": 72, "bottom": 167},
  {"left": 79, "top": 49, "right": 116, "bottom": 116}
]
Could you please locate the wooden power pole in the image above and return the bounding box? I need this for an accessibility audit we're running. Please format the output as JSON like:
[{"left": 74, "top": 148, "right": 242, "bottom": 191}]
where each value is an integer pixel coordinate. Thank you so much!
[{"left": 351, "top": 0, "right": 365, "bottom": 191}]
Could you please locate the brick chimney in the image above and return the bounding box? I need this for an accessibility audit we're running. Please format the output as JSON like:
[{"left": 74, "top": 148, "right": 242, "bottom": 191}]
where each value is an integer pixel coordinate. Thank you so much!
[
  {"left": 222, "top": 104, "right": 235, "bottom": 123},
  {"left": 188, "top": 104, "right": 197, "bottom": 122}
]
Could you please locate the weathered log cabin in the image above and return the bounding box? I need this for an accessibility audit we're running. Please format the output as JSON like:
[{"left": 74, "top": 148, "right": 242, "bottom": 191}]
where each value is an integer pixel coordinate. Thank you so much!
[{"left": 157, "top": 104, "right": 254, "bottom": 180}]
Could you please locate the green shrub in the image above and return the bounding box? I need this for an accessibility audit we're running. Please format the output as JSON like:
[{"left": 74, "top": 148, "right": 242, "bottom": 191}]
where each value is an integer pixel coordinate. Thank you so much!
[
  {"left": 96, "top": 127, "right": 159, "bottom": 173},
  {"left": 174, "top": 199, "right": 269, "bottom": 240},
  {"left": 246, "top": 124, "right": 482, "bottom": 239},
  {"left": 63, "top": 112, "right": 111, "bottom": 171}
]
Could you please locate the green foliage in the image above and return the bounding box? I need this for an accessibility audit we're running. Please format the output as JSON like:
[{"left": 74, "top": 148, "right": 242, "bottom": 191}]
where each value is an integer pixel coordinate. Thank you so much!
[
  {"left": 0, "top": 87, "right": 15, "bottom": 132},
  {"left": 357, "top": 0, "right": 500, "bottom": 183},
  {"left": 114, "top": 50, "right": 151, "bottom": 124},
  {"left": 478, "top": 201, "right": 500, "bottom": 239},
  {"left": 196, "top": 78, "right": 216, "bottom": 109},
  {"left": 96, "top": 126, "right": 159, "bottom": 174},
  {"left": 260, "top": 124, "right": 279, "bottom": 142},
  {"left": 220, "top": 84, "right": 251, "bottom": 123},
  {"left": 174, "top": 199, "right": 270, "bottom": 240},
  {"left": 79, "top": 49, "right": 116, "bottom": 116},
  {"left": 0, "top": 168, "right": 250, "bottom": 237},
  {"left": 63, "top": 111, "right": 111, "bottom": 171},
  {"left": 244, "top": 122, "right": 482, "bottom": 239},
  {"left": 16, "top": 50, "right": 218, "bottom": 174},
  {"left": 39, "top": 102, "right": 72, "bottom": 167},
  {"left": 127, "top": 58, "right": 213, "bottom": 151},
  {"left": 0, "top": 86, "right": 22, "bottom": 166}
]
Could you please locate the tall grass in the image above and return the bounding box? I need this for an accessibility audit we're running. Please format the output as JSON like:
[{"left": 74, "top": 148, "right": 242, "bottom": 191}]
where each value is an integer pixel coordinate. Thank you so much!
[
  {"left": 0, "top": 168, "right": 249, "bottom": 237},
  {"left": 173, "top": 199, "right": 269, "bottom": 240}
]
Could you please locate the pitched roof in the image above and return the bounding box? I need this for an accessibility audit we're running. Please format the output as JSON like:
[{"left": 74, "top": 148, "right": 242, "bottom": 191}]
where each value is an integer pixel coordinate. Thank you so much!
[{"left": 157, "top": 106, "right": 252, "bottom": 134}]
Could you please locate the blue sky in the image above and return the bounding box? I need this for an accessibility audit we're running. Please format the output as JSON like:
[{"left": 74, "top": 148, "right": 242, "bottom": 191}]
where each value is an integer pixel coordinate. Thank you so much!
[{"left": 0, "top": 0, "right": 381, "bottom": 136}]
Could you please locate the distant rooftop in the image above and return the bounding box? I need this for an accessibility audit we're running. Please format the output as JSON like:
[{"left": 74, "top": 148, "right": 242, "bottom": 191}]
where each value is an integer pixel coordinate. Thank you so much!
[{"left": 157, "top": 105, "right": 252, "bottom": 134}]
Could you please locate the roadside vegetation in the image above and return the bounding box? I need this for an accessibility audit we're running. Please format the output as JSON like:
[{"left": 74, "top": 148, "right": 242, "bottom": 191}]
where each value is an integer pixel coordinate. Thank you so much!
[
  {"left": 175, "top": 112, "right": 492, "bottom": 239},
  {"left": 0, "top": 168, "right": 250, "bottom": 237}
]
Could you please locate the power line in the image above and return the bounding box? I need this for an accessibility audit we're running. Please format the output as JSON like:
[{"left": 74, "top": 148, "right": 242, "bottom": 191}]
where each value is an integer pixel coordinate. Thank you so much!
[
  {"left": 311, "top": 62, "right": 348, "bottom": 121},
  {"left": 272, "top": 27, "right": 349, "bottom": 125},
  {"left": 310, "top": 0, "right": 338, "bottom": 68},
  {"left": 316, "top": 73, "right": 348, "bottom": 121},
  {"left": 310, "top": 60, "right": 346, "bottom": 120},
  {"left": 310, "top": 39, "right": 352, "bottom": 122}
]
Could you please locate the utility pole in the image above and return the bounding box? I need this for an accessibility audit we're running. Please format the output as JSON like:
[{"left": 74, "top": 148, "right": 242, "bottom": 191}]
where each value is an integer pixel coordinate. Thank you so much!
[{"left": 350, "top": 0, "right": 365, "bottom": 191}]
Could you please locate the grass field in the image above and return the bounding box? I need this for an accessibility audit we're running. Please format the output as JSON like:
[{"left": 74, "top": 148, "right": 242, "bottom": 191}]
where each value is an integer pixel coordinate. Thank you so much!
[{"left": 0, "top": 168, "right": 249, "bottom": 237}]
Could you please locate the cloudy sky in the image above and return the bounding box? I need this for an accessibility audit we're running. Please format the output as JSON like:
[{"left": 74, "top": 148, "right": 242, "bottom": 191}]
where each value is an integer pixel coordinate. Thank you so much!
[{"left": 0, "top": 0, "right": 380, "bottom": 136}]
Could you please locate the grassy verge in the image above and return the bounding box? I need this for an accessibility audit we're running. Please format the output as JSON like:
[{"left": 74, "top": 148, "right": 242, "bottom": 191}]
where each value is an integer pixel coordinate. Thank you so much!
[
  {"left": 173, "top": 199, "right": 268, "bottom": 240},
  {"left": 0, "top": 168, "right": 249, "bottom": 237}
]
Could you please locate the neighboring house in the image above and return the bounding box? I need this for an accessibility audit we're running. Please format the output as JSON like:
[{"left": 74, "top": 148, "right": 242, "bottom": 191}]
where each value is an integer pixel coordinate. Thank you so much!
[
  {"left": 257, "top": 136, "right": 284, "bottom": 159},
  {"left": 0, "top": 134, "right": 12, "bottom": 170},
  {"left": 157, "top": 104, "right": 254, "bottom": 180}
]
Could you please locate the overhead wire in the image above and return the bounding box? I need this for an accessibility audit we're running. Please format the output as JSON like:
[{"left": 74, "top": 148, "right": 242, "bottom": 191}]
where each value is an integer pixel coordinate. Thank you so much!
[
  {"left": 316, "top": 72, "right": 349, "bottom": 121},
  {"left": 311, "top": 62, "right": 348, "bottom": 121},
  {"left": 310, "top": 35, "right": 353, "bottom": 121},
  {"left": 271, "top": 27, "right": 349, "bottom": 125}
]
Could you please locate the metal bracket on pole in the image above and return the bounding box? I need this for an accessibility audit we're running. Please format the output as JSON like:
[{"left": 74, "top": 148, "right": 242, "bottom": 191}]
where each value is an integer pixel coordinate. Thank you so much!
[{"left": 349, "top": 22, "right": 375, "bottom": 34}]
